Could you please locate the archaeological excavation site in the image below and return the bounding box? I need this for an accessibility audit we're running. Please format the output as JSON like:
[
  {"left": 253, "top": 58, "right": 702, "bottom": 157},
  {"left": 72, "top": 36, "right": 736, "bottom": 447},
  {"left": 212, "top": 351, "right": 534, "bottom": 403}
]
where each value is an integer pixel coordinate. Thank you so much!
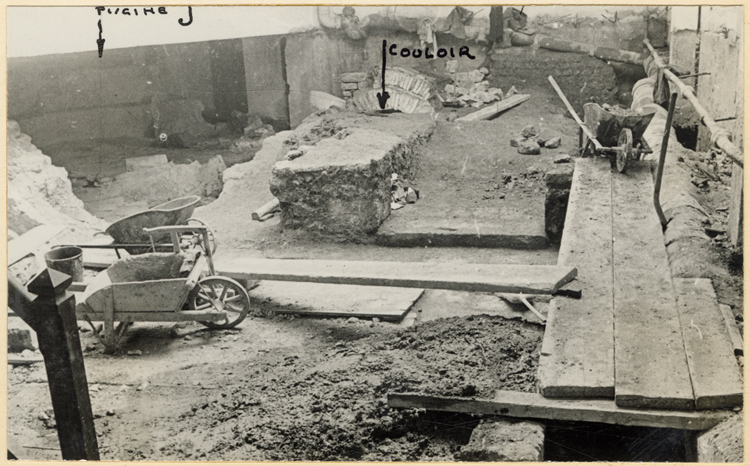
[{"left": 6, "top": 5, "right": 745, "bottom": 462}]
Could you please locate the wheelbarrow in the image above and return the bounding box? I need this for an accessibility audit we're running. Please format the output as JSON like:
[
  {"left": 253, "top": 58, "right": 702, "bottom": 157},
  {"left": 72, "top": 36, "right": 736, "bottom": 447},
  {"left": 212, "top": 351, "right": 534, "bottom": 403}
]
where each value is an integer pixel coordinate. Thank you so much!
[
  {"left": 74, "top": 225, "right": 249, "bottom": 353},
  {"left": 78, "top": 195, "right": 216, "bottom": 257},
  {"left": 548, "top": 75, "right": 656, "bottom": 173}
]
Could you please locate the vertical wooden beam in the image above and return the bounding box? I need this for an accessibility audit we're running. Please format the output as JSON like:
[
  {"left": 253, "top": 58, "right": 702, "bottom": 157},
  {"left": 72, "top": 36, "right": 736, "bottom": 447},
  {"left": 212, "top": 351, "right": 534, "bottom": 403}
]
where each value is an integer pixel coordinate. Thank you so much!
[
  {"left": 9, "top": 270, "right": 100, "bottom": 460},
  {"left": 668, "top": 7, "right": 699, "bottom": 78},
  {"left": 728, "top": 164, "right": 743, "bottom": 246}
]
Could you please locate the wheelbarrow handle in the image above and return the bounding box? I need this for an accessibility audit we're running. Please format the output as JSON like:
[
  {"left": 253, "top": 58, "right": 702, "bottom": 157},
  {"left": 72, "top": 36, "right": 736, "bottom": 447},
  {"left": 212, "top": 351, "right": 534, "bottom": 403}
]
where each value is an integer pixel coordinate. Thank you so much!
[
  {"left": 143, "top": 225, "right": 209, "bottom": 235},
  {"left": 548, "top": 75, "right": 603, "bottom": 151}
]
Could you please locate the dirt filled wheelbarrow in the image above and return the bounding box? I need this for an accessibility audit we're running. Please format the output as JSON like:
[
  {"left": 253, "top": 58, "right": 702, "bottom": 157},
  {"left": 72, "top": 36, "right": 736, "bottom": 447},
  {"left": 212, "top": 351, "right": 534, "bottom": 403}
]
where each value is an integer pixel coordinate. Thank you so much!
[
  {"left": 78, "top": 195, "right": 217, "bottom": 257},
  {"left": 548, "top": 75, "right": 656, "bottom": 173},
  {"left": 74, "top": 225, "right": 249, "bottom": 353},
  {"left": 578, "top": 103, "right": 656, "bottom": 173}
]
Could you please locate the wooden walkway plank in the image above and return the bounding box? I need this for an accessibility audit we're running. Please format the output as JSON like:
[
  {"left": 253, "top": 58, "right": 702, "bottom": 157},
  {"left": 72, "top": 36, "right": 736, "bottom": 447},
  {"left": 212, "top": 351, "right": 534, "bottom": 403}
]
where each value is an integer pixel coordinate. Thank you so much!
[
  {"left": 612, "top": 163, "right": 694, "bottom": 410},
  {"left": 387, "top": 391, "right": 727, "bottom": 431},
  {"left": 718, "top": 303, "right": 744, "bottom": 356},
  {"left": 539, "top": 158, "right": 615, "bottom": 398},
  {"left": 216, "top": 259, "right": 577, "bottom": 295},
  {"left": 674, "top": 278, "right": 743, "bottom": 409}
]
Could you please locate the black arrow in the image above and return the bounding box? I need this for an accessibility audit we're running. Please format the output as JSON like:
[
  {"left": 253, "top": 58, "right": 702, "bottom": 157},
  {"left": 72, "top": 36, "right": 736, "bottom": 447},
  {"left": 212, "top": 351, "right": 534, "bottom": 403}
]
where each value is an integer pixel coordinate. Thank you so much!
[
  {"left": 376, "top": 40, "right": 390, "bottom": 109},
  {"left": 96, "top": 19, "right": 105, "bottom": 58}
]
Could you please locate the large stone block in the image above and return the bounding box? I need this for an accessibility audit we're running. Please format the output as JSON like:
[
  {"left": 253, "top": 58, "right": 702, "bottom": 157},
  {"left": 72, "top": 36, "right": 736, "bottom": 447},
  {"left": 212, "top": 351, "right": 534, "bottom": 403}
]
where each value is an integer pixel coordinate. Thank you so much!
[
  {"left": 459, "top": 417, "right": 545, "bottom": 461},
  {"left": 270, "top": 119, "right": 437, "bottom": 240},
  {"left": 697, "top": 413, "right": 743, "bottom": 463},
  {"left": 270, "top": 129, "right": 403, "bottom": 239}
]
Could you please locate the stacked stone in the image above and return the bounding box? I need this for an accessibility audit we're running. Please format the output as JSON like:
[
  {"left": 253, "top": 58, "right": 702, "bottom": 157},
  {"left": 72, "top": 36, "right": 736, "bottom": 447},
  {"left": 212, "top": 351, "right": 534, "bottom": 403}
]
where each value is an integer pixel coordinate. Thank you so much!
[
  {"left": 351, "top": 66, "right": 436, "bottom": 114},
  {"left": 340, "top": 72, "right": 370, "bottom": 98}
]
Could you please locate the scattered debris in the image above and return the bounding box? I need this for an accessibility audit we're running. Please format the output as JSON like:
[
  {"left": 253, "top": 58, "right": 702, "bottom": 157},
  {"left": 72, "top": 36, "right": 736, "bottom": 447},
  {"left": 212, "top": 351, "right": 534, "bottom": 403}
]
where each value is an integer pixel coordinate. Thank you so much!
[
  {"left": 553, "top": 154, "right": 571, "bottom": 164},
  {"left": 442, "top": 67, "right": 506, "bottom": 108},
  {"left": 252, "top": 198, "right": 281, "bottom": 221},
  {"left": 543, "top": 136, "right": 561, "bottom": 148},
  {"left": 517, "top": 139, "right": 541, "bottom": 155},
  {"left": 521, "top": 125, "right": 538, "bottom": 138},
  {"left": 390, "top": 173, "right": 420, "bottom": 210}
]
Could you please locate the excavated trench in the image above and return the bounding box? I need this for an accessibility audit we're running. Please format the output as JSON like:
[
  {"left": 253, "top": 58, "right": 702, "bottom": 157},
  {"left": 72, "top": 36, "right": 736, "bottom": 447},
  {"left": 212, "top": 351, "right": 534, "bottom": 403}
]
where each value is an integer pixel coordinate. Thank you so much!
[{"left": 8, "top": 40, "right": 710, "bottom": 462}]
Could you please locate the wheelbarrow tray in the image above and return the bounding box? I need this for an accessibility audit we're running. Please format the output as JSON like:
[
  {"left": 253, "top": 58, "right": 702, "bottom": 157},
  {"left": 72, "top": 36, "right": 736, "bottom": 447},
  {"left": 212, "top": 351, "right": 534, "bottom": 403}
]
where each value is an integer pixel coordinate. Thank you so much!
[
  {"left": 104, "top": 195, "right": 201, "bottom": 254},
  {"left": 75, "top": 253, "right": 223, "bottom": 322},
  {"left": 582, "top": 103, "right": 657, "bottom": 147}
]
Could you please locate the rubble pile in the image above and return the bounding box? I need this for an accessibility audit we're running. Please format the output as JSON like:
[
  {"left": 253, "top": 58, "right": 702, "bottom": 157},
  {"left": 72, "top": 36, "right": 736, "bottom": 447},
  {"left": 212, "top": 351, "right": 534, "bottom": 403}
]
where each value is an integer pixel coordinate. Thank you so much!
[
  {"left": 389, "top": 173, "right": 419, "bottom": 211},
  {"left": 442, "top": 65, "right": 509, "bottom": 108},
  {"left": 511, "top": 125, "right": 562, "bottom": 155},
  {"left": 351, "top": 66, "right": 436, "bottom": 114},
  {"left": 229, "top": 111, "right": 276, "bottom": 153},
  {"left": 7, "top": 120, "right": 107, "bottom": 238}
]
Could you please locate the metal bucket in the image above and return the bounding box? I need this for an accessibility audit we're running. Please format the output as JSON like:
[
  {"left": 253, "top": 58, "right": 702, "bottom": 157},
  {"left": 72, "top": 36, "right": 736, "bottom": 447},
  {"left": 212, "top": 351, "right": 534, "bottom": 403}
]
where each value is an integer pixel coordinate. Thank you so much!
[{"left": 44, "top": 246, "right": 84, "bottom": 282}]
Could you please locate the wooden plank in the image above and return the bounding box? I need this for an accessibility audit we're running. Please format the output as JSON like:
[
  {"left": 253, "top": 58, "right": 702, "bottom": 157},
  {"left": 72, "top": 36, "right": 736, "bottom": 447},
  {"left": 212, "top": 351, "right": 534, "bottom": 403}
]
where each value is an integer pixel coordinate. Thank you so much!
[
  {"left": 539, "top": 158, "right": 615, "bottom": 398},
  {"left": 249, "top": 281, "right": 423, "bottom": 321},
  {"left": 456, "top": 94, "right": 529, "bottom": 122},
  {"left": 387, "top": 391, "right": 727, "bottom": 431},
  {"left": 674, "top": 278, "right": 743, "bottom": 409},
  {"left": 719, "top": 303, "right": 743, "bottom": 356},
  {"left": 111, "top": 279, "right": 186, "bottom": 312},
  {"left": 547, "top": 76, "right": 603, "bottom": 150},
  {"left": 216, "top": 259, "right": 577, "bottom": 295},
  {"left": 8, "top": 355, "right": 45, "bottom": 365},
  {"left": 77, "top": 310, "right": 224, "bottom": 322},
  {"left": 8, "top": 224, "right": 67, "bottom": 265},
  {"left": 612, "top": 163, "right": 694, "bottom": 410}
]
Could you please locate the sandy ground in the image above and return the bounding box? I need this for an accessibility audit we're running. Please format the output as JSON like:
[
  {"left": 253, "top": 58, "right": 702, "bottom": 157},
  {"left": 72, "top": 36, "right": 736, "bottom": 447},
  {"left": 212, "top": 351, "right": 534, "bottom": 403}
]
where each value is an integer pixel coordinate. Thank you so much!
[{"left": 9, "top": 305, "right": 544, "bottom": 461}]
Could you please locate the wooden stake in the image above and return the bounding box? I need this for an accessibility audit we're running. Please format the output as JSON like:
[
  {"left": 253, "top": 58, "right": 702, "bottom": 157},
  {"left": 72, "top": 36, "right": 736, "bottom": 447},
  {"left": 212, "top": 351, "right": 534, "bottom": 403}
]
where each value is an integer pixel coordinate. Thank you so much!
[{"left": 9, "top": 271, "right": 99, "bottom": 460}]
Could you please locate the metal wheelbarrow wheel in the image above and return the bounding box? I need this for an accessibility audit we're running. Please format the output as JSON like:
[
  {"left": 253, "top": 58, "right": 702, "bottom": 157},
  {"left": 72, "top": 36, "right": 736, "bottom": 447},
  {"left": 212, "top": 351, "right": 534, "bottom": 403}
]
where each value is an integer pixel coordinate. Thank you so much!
[
  {"left": 615, "top": 128, "right": 634, "bottom": 174},
  {"left": 190, "top": 276, "right": 251, "bottom": 329}
]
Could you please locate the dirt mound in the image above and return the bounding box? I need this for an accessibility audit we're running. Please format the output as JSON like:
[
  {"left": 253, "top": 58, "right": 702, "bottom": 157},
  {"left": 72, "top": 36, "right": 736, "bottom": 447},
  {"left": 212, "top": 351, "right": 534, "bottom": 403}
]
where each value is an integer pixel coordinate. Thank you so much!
[
  {"left": 157, "top": 315, "right": 542, "bottom": 461},
  {"left": 8, "top": 120, "right": 107, "bottom": 239}
]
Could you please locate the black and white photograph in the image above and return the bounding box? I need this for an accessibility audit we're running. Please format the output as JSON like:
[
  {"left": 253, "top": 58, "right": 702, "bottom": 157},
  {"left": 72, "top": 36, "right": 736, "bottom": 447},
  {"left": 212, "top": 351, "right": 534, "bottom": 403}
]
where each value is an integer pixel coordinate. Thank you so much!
[{"left": 6, "top": 3, "right": 744, "bottom": 462}]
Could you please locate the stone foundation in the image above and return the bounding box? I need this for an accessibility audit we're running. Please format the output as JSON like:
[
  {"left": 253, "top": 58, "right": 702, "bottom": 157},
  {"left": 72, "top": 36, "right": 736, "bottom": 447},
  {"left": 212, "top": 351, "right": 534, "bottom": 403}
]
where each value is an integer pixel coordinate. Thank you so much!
[
  {"left": 544, "top": 164, "right": 575, "bottom": 244},
  {"left": 459, "top": 417, "right": 545, "bottom": 461},
  {"left": 269, "top": 113, "right": 434, "bottom": 240}
]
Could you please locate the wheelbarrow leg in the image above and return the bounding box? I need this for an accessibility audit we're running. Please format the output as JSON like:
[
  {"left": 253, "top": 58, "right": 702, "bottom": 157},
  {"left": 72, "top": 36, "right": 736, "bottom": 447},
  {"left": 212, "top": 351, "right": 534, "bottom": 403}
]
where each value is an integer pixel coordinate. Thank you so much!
[{"left": 102, "top": 305, "right": 117, "bottom": 353}]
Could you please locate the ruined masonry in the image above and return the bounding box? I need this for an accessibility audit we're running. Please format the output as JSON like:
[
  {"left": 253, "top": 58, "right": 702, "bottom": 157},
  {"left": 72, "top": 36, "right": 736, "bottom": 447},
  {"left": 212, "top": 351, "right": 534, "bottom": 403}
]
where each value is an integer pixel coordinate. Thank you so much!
[{"left": 270, "top": 116, "right": 435, "bottom": 239}]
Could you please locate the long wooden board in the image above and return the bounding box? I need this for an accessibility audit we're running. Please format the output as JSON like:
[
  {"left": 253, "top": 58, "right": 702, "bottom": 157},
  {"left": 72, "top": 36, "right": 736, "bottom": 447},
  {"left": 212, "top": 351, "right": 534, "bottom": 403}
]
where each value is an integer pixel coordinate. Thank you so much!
[
  {"left": 8, "top": 224, "right": 67, "bottom": 266},
  {"left": 674, "top": 278, "right": 743, "bottom": 409},
  {"left": 612, "top": 163, "right": 694, "bottom": 410},
  {"left": 456, "top": 94, "right": 530, "bottom": 122},
  {"left": 216, "top": 259, "right": 577, "bottom": 294},
  {"left": 387, "top": 391, "right": 727, "bottom": 431},
  {"left": 76, "top": 310, "right": 224, "bottom": 322},
  {"left": 539, "top": 158, "right": 615, "bottom": 398}
]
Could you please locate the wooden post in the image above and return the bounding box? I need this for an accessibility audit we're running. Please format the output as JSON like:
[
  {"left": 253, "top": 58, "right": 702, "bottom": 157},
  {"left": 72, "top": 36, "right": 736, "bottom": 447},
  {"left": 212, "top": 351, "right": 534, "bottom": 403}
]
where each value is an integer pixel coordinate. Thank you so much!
[
  {"left": 8, "top": 269, "right": 100, "bottom": 460},
  {"left": 728, "top": 164, "right": 743, "bottom": 246}
]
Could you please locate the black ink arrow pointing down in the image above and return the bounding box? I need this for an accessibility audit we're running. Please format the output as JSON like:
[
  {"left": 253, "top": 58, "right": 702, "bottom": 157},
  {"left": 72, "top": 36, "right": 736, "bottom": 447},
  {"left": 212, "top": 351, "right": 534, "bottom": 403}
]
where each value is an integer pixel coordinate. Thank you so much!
[
  {"left": 376, "top": 40, "right": 390, "bottom": 109},
  {"left": 97, "top": 19, "right": 105, "bottom": 58}
]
